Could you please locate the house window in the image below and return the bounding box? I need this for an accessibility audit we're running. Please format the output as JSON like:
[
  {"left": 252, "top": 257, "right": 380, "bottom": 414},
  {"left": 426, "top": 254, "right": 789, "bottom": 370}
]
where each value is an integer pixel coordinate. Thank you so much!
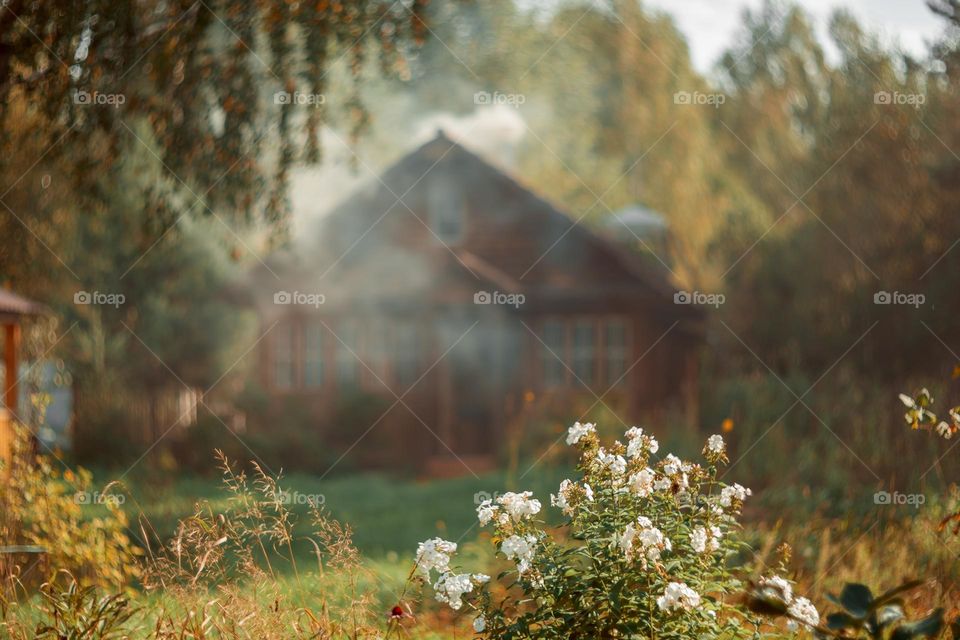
[
  {"left": 540, "top": 320, "right": 566, "bottom": 387},
  {"left": 272, "top": 322, "right": 296, "bottom": 390},
  {"left": 426, "top": 175, "right": 464, "bottom": 243},
  {"left": 572, "top": 320, "right": 596, "bottom": 385},
  {"left": 393, "top": 322, "right": 421, "bottom": 387},
  {"left": 336, "top": 323, "right": 359, "bottom": 388},
  {"left": 303, "top": 322, "right": 324, "bottom": 388},
  {"left": 604, "top": 319, "right": 628, "bottom": 386}
]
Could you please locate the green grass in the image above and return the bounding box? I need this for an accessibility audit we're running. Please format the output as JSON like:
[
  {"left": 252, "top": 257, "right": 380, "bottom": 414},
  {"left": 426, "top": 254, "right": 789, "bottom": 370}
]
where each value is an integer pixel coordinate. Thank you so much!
[{"left": 113, "top": 466, "right": 569, "bottom": 562}]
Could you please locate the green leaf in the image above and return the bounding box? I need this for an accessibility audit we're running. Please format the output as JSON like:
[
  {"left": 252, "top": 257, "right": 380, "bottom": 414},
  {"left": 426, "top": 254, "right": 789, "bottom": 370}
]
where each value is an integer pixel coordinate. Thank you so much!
[
  {"left": 839, "top": 583, "right": 874, "bottom": 618},
  {"left": 826, "top": 611, "right": 860, "bottom": 631},
  {"left": 890, "top": 609, "right": 945, "bottom": 640}
]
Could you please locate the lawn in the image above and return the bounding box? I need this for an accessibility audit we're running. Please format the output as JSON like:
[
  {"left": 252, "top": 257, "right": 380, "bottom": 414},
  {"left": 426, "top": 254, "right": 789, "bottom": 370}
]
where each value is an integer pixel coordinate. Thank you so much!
[{"left": 116, "top": 465, "right": 569, "bottom": 561}]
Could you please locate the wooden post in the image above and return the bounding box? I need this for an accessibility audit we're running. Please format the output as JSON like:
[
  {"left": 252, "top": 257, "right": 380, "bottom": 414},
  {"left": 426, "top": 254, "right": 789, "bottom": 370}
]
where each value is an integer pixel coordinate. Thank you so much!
[{"left": 1, "top": 322, "right": 20, "bottom": 465}]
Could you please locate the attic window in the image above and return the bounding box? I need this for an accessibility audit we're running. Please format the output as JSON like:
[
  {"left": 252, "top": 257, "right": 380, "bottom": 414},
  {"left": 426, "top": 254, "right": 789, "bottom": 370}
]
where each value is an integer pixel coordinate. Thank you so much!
[{"left": 426, "top": 175, "right": 465, "bottom": 243}]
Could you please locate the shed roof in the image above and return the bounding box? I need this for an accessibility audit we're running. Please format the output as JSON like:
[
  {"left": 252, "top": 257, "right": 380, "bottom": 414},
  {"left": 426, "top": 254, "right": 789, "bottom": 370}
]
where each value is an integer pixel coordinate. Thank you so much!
[{"left": 0, "top": 288, "right": 46, "bottom": 318}]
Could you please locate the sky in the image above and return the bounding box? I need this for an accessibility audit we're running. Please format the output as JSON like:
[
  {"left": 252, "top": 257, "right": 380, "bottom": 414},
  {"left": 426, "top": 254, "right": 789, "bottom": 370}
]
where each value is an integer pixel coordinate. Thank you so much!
[{"left": 642, "top": 0, "right": 947, "bottom": 73}]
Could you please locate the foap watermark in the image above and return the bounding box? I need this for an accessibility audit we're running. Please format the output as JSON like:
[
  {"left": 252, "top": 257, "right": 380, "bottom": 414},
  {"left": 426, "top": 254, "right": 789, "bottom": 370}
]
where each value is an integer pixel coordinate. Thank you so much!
[
  {"left": 874, "top": 290, "right": 924, "bottom": 308},
  {"left": 474, "top": 290, "right": 525, "bottom": 308},
  {"left": 274, "top": 290, "right": 326, "bottom": 308},
  {"left": 274, "top": 90, "right": 326, "bottom": 106},
  {"left": 474, "top": 91, "right": 526, "bottom": 107},
  {"left": 74, "top": 290, "right": 125, "bottom": 308},
  {"left": 277, "top": 490, "right": 325, "bottom": 506},
  {"left": 873, "top": 490, "right": 925, "bottom": 508},
  {"left": 674, "top": 290, "right": 725, "bottom": 308},
  {"left": 474, "top": 490, "right": 508, "bottom": 504},
  {"left": 73, "top": 90, "right": 126, "bottom": 108},
  {"left": 673, "top": 91, "right": 725, "bottom": 108},
  {"left": 74, "top": 491, "right": 126, "bottom": 506},
  {"left": 874, "top": 91, "right": 925, "bottom": 107}
]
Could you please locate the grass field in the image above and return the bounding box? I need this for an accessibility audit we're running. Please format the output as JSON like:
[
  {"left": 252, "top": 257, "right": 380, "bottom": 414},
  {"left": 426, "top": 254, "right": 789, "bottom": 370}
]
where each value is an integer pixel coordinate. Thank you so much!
[{"left": 108, "top": 462, "right": 960, "bottom": 602}]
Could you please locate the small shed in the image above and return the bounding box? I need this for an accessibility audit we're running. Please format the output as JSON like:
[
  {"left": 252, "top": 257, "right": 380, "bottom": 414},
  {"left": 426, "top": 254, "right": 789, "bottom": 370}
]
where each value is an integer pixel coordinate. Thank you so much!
[{"left": 0, "top": 288, "right": 46, "bottom": 463}]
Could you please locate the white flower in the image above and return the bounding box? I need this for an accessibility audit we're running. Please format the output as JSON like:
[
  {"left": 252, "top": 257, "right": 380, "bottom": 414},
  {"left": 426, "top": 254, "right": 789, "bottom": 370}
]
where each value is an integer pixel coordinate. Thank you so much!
[
  {"left": 657, "top": 581, "right": 700, "bottom": 612},
  {"left": 433, "top": 572, "right": 477, "bottom": 610},
  {"left": 496, "top": 491, "right": 541, "bottom": 522},
  {"left": 719, "top": 483, "right": 752, "bottom": 509},
  {"left": 473, "top": 615, "right": 487, "bottom": 632},
  {"left": 566, "top": 421, "right": 595, "bottom": 445},
  {"left": 628, "top": 467, "right": 656, "bottom": 497},
  {"left": 415, "top": 538, "right": 457, "bottom": 578},
  {"left": 476, "top": 499, "right": 498, "bottom": 526},
  {"left": 787, "top": 596, "right": 820, "bottom": 630},
  {"left": 625, "top": 427, "right": 660, "bottom": 458},
  {"left": 551, "top": 479, "right": 575, "bottom": 516},
  {"left": 691, "top": 525, "right": 721, "bottom": 553},
  {"left": 706, "top": 434, "right": 725, "bottom": 454},
  {"left": 619, "top": 516, "right": 671, "bottom": 565},
  {"left": 584, "top": 483, "right": 594, "bottom": 501},
  {"left": 936, "top": 421, "right": 953, "bottom": 439},
  {"left": 663, "top": 454, "right": 683, "bottom": 476},
  {"left": 758, "top": 575, "right": 793, "bottom": 604},
  {"left": 690, "top": 527, "right": 708, "bottom": 553},
  {"left": 597, "top": 448, "right": 627, "bottom": 476},
  {"left": 501, "top": 534, "right": 537, "bottom": 575}
]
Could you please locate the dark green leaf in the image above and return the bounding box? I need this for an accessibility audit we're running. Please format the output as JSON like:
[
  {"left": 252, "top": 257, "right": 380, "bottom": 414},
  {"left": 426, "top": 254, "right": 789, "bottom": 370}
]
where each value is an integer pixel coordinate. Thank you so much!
[
  {"left": 891, "top": 609, "right": 945, "bottom": 640},
  {"left": 839, "top": 583, "right": 875, "bottom": 618}
]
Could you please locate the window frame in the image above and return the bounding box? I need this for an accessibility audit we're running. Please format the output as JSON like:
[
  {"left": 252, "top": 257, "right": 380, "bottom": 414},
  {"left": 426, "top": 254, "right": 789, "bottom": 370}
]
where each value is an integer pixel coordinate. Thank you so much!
[{"left": 536, "top": 316, "right": 632, "bottom": 391}]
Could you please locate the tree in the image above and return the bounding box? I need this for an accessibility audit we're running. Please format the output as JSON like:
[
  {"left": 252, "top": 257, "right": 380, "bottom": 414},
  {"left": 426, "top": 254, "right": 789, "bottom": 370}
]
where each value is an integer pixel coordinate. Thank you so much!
[{"left": 0, "top": 0, "right": 431, "bottom": 232}]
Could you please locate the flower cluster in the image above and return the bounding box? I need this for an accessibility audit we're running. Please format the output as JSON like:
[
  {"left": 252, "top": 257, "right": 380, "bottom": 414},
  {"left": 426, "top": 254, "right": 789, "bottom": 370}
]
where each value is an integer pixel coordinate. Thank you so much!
[
  {"left": 656, "top": 581, "right": 701, "bottom": 612},
  {"left": 619, "top": 516, "right": 671, "bottom": 566},
  {"left": 549, "top": 478, "right": 593, "bottom": 516},
  {"left": 899, "top": 389, "right": 960, "bottom": 439},
  {"left": 751, "top": 575, "right": 820, "bottom": 631},
  {"left": 476, "top": 491, "right": 541, "bottom": 527},
  {"left": 412, "top": 423, "right": 760, "bottom": 638},
  {"left": 433, "top": 572, "right": 490, "bottom": 610},
  {"left": 501, "top": 534, "right": 538, "bottom": 575},
  {"left": 719, "top": 483, "right": 752, "bottom": 510},
  {"left": 414, "top": 537, "right": 456, "bottom": 578},
  {"left": 690, "top": 525, "right": 722, "bottom": 554},
  {"left": 415, "top": 538, "right": 488, "bottom": 611},
  {"left": 566, "top": 421, "right": 596, "bottom": 445}
]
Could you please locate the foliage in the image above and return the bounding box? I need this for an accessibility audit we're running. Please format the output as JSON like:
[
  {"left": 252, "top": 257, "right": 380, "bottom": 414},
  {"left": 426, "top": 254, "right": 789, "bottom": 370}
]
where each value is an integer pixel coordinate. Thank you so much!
[
  {"left": 0, "top": 425, "right": 140, "bottom": 591},
  {"left": 33, "top": 576, "right": 137, "bottom": 640},
  {"left": 0, "top": 0, "right": 431, "bottom": 229},
  {"left": 411, "top": 424, "right": 764, "bottom": 639},
  {"left": 749, "top": 578, "right": 957, "bottom": 640}
]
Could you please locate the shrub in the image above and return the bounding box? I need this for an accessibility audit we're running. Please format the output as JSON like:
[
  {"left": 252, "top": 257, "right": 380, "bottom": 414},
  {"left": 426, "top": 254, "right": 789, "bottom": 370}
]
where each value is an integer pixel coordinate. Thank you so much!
[
  {"left": 410, "top": 423, "right": 765, "bottom": 638},
  {"left": 0, "top": 424, "right": 139, "bottom": 592},
  {"left": 747, "top": 577, "right": 957, "bottom": 639}
]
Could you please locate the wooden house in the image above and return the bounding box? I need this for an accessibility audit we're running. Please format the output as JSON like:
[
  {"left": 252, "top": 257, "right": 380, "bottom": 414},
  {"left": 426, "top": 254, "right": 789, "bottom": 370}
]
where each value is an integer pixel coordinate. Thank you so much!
[{"left": 248, "top": 132, "right": 703, "bottom": 470}]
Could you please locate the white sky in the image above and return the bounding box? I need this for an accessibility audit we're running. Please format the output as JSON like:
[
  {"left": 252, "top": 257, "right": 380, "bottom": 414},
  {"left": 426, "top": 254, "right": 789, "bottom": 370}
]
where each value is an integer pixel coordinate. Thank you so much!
[{"left": 642, "top": 0, "right": 947, "bottom": 73}]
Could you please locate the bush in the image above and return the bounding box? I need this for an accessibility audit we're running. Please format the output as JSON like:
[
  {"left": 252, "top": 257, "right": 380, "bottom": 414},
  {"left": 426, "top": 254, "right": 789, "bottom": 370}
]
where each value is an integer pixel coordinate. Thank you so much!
[
  {"left": 0, "top": 424, "right": 140, "bottom": 592},
  {"left": 410, "top": 423, "right": 767, "bottom": 638}
]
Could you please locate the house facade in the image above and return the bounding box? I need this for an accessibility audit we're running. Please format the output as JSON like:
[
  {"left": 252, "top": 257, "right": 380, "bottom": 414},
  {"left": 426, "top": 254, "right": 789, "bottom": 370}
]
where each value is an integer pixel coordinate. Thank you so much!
[{"left": 250, "top": 132, "right": 703, "bottom": 469}]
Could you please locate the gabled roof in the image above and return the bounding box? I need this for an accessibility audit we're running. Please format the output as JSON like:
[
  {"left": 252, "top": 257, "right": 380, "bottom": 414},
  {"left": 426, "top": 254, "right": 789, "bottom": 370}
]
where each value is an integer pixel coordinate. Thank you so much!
[{"left": 321, "top": 132, "right": 686, "bottom": 307}]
